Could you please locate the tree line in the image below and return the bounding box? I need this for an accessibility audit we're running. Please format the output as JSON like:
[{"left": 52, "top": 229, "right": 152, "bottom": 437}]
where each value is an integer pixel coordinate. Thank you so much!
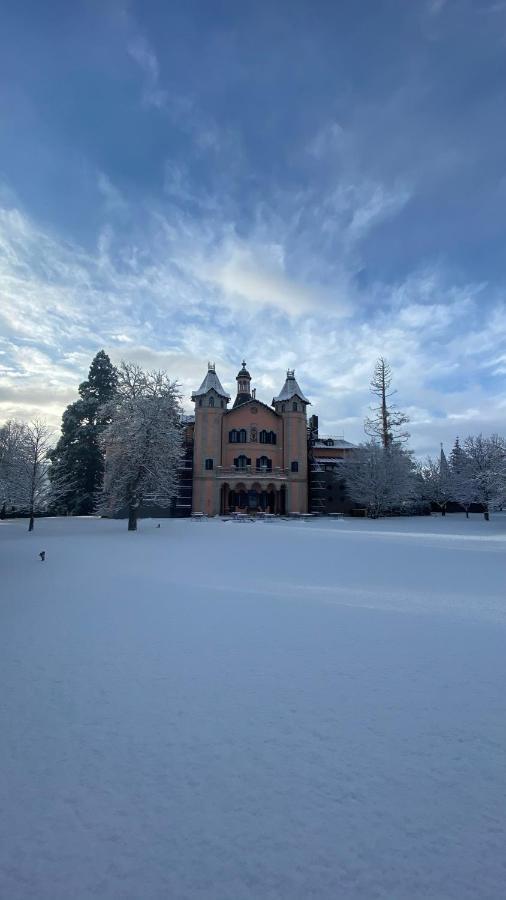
[
  {"left": 1, "top": 350, "right": 505, "bottom": 527},
  {"left": 345, "top": 357, "right": 506, "bottom": 519},
  {"left": 0, "top": 351, "right": 183, "bottom": 531}
]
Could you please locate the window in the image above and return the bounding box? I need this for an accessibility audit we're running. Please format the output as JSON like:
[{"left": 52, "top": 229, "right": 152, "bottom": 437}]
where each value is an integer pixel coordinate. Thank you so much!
[
  {"left": 229, "top": 429, "right": 239, "bottom": 443},
  {"left": 205, "top": 458, "right": 213, "bottom": 470},
  {"left": 291, "top": 461, "right": 299, "bottom": 472},
  {"left": 270, "top": 431, "right": 277, "bottom": 445},
  {"left": 281, "top": 403, "right": 286, "bottom": 412},
  {"left": 292, "top": 401, "right": 298, "bottom": 411},
  {"left": 234, "top": 455, "right": 250, "bottom": 469},
  {"left": 209, "top": 396, "right": 214, "bottom": 407},
  {"left": 256, "top": 456, "right": 272, "bottom": 471},
  {"left": 220, "top": 400, "right": 224, "bottom": 408},
  {"left": 198, "top": 399, "right": 202, "bottom": 407},
  {"left": 259, "top": 430, "right": 277, "bottom": 445},
  {"left": 239, "top": 428, "right": 247, "bottom": 442}
]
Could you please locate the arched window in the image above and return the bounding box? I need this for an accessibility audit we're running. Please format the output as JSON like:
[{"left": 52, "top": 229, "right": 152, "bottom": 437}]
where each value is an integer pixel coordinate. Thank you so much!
[
  {"left": 239, "top": 428, "right": 247, "bottom": 443},
  {"left": 229, "top": 429, "right": 239, "bottom": 443},
  {"left": 234, "top": 455, "right": 250, "bottom": 469},
  {"left": 260, "top": 430, "right": 277, "bottom": 445},
  {"left": 259, "top": 429, "right": 267, "bottom": 444},
  {"left": 220, "top": 400, "right": 224, "bottom": 408},
  {"left": 205, "top": 458, "right": 214, "bottom": 470},
  {"left": 209, "top": 396, "right": 214, "bottom": 407},
  {"left": 270, "top": 431, "right": 277, "bottom": 445},
  {"left": 256, "top": 456, "right": 272, "bottom": 471},
  {"left": 281, "top": 403, "right": 286, "bottom": 412},
  {"left": 292, "top": 401, "right": 297, "bottom": 411},
  {"left": 291, "top": 461, "right": 299, "bottom": 472}
]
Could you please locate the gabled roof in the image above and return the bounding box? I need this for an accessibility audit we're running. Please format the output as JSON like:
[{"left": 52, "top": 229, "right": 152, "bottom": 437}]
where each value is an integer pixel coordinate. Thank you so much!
[
  {"left": 225, "top": 397, "right": 281, "bottom": 418},
  {"left": 272, "top": 370, "right": 309, "bottom": 404},
  {"left": 191, "top": 364, "right": 230, "bottom": 401}
]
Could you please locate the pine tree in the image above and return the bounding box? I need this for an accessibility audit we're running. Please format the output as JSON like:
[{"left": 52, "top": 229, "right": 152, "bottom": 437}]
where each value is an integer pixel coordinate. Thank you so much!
[
  {"left": 449, "top": 437, "right": 474, "bottom": 517},
  {"left": 364, "top": 358, "right": 410, "bottom": 448},
  {"left": 49, "top": 351, "right": 118, "bottom": 514}
]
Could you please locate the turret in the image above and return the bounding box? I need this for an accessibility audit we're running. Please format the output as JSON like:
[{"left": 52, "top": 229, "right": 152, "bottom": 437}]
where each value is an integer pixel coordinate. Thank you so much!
[
  {"left": 191, "top": 363, "right": 229, "bottom": 514},
  {"left": 272, "top": 369, "right": 309, "bottom": 416},
  {"left": 233, "top": 361, "right": 252, "bottom": 408},
  {"left": 191, "top": 362, "right": 230, "bottom": 409}
]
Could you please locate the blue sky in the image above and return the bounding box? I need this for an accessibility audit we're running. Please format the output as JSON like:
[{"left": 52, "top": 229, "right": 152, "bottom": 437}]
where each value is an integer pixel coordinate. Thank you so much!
[{"left": 1, "top": 0, "right": 505, "bottom": 454}]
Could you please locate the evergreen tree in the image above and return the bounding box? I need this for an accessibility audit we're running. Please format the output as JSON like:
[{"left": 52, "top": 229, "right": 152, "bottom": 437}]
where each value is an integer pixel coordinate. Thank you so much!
[
  {"left": 49, "top": 351, "right": 118, "bottom": 514},
  {"left": 449, "top": 437, "right": 474, "bottom": 517}
]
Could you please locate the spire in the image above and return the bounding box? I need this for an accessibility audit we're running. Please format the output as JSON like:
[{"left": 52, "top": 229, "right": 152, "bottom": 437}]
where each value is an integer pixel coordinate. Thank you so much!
[
  {"left": 191, "top": 362, "right": 230, "bottom": 401},
  {"left": 440, "top": 443, "right": 450, "bottom": 474},
  {"left": 233, "top": 360, "right": 252, "bottom": 408}
]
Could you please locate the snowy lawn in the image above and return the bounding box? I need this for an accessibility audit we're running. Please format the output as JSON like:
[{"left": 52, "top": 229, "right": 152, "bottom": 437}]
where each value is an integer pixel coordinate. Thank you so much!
[{"left": 1, "top": 514, "right": 506, "bottom": 900}]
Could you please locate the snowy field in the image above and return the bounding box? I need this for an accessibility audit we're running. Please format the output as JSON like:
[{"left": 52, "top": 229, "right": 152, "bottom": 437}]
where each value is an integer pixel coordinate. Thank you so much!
[{"left": 1, "top": 513, "right": 506, "bottom": 900}]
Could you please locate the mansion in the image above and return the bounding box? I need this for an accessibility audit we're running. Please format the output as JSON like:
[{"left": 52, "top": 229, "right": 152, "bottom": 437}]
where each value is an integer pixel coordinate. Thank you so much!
[{"left": 176, "top": 362, "right": 356, "bottom": 517}]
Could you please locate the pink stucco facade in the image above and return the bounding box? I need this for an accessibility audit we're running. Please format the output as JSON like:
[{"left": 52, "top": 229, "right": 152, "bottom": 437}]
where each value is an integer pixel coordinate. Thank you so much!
[{"left": 191, "top": 363, "right": 309, "bottom": 516}]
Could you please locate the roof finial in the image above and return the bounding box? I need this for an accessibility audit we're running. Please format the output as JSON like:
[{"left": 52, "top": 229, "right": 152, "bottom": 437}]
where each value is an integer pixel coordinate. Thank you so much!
[
  {"left": 242, "top": 359, "right": 246, "bottom": 368},
  {"left": 208, "top": 361, "right": 215, "bottom": 372}
]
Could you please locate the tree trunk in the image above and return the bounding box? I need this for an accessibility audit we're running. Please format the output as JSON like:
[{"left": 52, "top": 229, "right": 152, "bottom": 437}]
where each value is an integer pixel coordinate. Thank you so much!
[
  {"left": 442, "top": 507, "right": 446, "bottom": 516},
  {"left": 128, "top": 505, "right": 138, "bottom": 531},
  {"left": 465, "top": 509, "right": 469, "bottom": 519},
  {"left": 28, "top": 513, "right": 34, "bottom": 532},
  {"left": 484, "top": 507, "right": 489, "bottom": 521}
]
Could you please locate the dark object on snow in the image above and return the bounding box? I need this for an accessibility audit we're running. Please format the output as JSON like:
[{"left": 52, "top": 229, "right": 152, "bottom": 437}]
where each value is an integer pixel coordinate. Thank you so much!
[
  {"left": 156, "top": 523, "right": 161, "bottom": 528},
  {"left": 39, "top": 551, "right": 46, "bottom": 562}
]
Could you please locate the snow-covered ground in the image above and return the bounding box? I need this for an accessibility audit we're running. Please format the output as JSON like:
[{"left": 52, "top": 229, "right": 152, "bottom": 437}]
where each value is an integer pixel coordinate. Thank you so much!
[{"left": 1, "top": 513, "right": 505, "bottom": 900}]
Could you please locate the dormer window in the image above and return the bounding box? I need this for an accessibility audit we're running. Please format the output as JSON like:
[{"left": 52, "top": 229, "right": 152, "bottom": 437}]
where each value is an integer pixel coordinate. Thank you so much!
[
  {"left": 209, "top": 396, "right": 214, "bottom": 407},
  {"left": 292, "top": 401, "right": 298, "bottom": 411}
]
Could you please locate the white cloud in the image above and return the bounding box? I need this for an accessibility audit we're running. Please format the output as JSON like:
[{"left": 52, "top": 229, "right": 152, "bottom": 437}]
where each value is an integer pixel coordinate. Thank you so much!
[{"left": 0, "top": 197, "right": 505, "bottom": 456}]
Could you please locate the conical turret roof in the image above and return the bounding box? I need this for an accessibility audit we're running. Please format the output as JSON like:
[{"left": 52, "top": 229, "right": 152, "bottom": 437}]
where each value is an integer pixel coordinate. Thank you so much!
[
  {"left": 272, "top": 369, "right": 309, "bottom": 404},
  {"left": 191, "top": 363, "right": 230, "bottom": 400}
]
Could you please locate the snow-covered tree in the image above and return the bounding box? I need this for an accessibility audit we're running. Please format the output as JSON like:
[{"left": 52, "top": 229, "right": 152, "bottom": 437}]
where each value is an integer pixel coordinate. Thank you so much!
[
  {"left": 0, "top": 420, "right": 26, "bottom": 517},
  {"left": 99, "top": 364, "right": 183, "bottom": 530},
  {"left": 463, "top": 434, "right": 506, "bottom": 520},
  {"left": 49, "top": 350, "right": 118, "bottom": 514},
  {"left": 2, "top": 420, "right": 70, "bottom": 531},
  {"left": 345, "top": 440, "right": 418, "bottom": 518},
  {"left": 419, "top": 446, "right": 453, "bottom": 516},
  {"left": 364, "top": 357, "right": 410, "bottom": 448},
  {"left": 449, "top": 437, "right": 475, "bottom": 517}
]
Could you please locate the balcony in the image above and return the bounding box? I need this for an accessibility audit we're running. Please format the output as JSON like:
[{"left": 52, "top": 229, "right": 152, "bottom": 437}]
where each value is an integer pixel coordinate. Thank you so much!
[{"left": 214, "top": 465, "right": 288, "bottom": 481}]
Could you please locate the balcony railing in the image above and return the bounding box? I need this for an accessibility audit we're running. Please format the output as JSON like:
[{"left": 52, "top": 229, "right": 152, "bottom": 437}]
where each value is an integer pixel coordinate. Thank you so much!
[{"left": 214, "top": 465, "right": 289, "bottom": 480}]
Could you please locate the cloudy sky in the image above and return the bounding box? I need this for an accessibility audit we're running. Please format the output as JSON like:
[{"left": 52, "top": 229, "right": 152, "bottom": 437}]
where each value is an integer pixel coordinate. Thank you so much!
[{"left": 1, "top": 0, "right": 505, "bottom": 454}]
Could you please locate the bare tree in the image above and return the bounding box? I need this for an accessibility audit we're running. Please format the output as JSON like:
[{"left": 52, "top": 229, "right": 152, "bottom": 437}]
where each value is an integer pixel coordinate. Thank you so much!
[
  {"left": 3, "top": 420, "right": 70, "bottom": 531},
  {"left": 464, "top": 434, "right": 506, "bottom": 520},
  {"left": 99, "top": 363, "right": 183, "bottom": 531},
  {"left": 0, "top": 420, "right": 26, "bottom": 517},
  {"left": 364, "top": 357, "right": 410, "bottom": 448},
  {"left": 345, "top": 440, "right": 418, "bottom": 518}
]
